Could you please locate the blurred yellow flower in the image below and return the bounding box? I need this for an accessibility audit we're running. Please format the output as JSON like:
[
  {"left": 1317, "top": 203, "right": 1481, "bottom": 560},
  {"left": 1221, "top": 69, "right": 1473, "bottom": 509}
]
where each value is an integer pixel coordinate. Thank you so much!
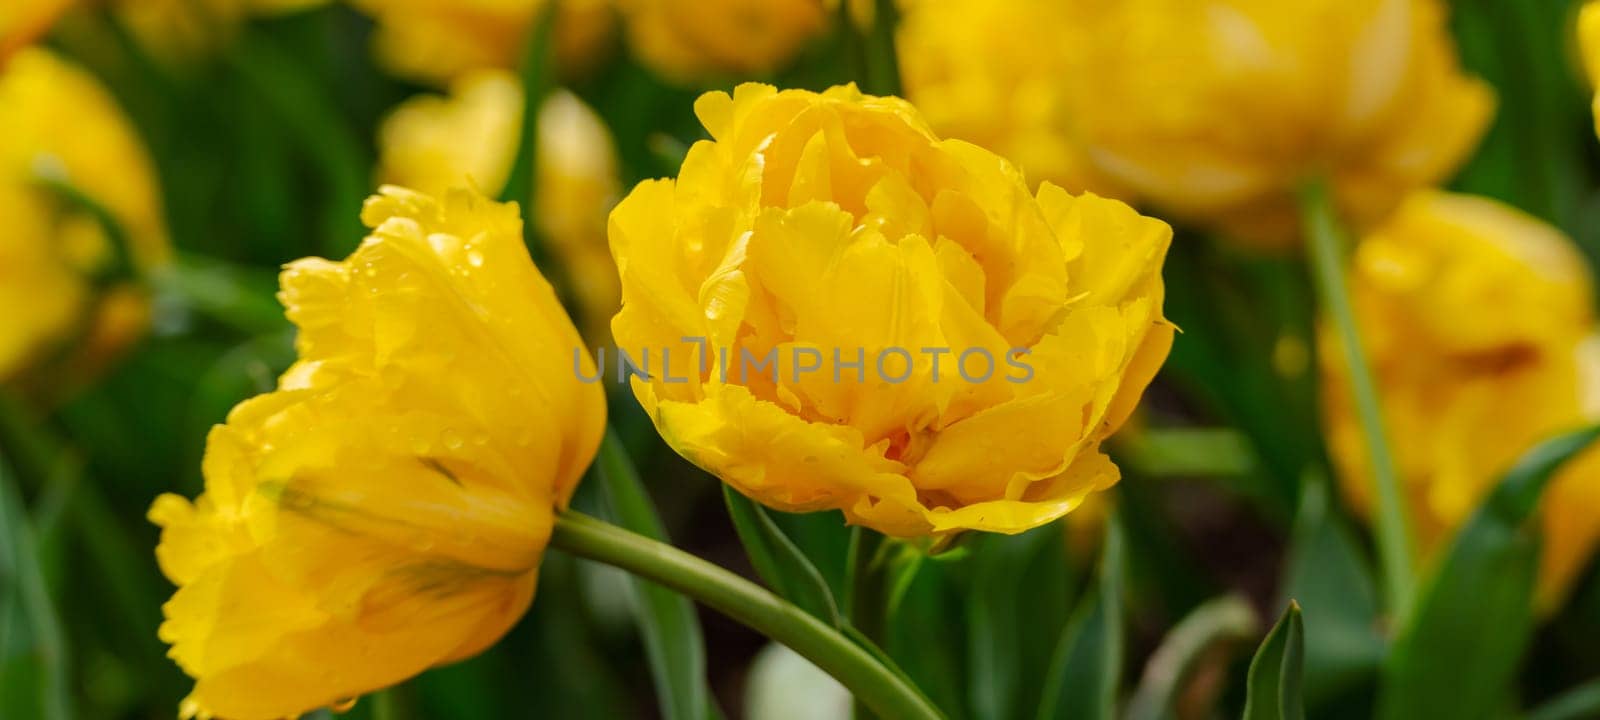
[
  {"left": 534, "top": 85, "right": 624, "bottom": 345},
  {"left": 112, "top": 0, "right": 328, "bottom": 60},
  {"left": 1581, "top": 0, "right": 1600, "bottom": 138},
  {"left": 617, "top": 0, "right": 827, "bottom": 83},
  {"left": 1323, "top": 191, "right": 1600, "bottom": 608},
  {"left": 378, "top": 70, "right": 525, "bottom": 197},
  {"left": 1067, "top": 0, "right": 1493, "bottom": 246},
  {"left": 149, "top": 186, "right": 606, "bottom": 720},
  {"left": 377, "top": 71, "right": 622, "bottom": 341},
  {"left": 609, "top": 83, "right": 1172, "bottom": 537},
  {"left": 0, "top": 0, "right": 69, "bottom": 57},
  {"left": 0, "top": 47, "right": 168, "bottom": 384},
  {"left": 352, "top": 0, "right": 614, "bottom": 84},
  {"left": 896, "top": 0, "right": 1118, "bottom": 196}
]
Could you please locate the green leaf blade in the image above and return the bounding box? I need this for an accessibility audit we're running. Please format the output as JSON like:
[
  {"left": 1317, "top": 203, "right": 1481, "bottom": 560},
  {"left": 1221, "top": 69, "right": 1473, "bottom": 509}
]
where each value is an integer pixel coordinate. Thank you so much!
[
  {"left": 593, "top": 430, "right": 717, "bottom": 720},
  {"left": 1279, "top": 474, "right": 1383, "bottom": 707},
  {"left": 1243, "top": 603, "right": 1306, "bottom": 720},
  {"left": 1035, "top": 517, "right": 1125, "bottom": 720},
  {"left": 1377, "top": 425, "right": 1600, "bottom": 720},
  {"left": 722, "top": 486, "right": 843, "bottom": 628}
]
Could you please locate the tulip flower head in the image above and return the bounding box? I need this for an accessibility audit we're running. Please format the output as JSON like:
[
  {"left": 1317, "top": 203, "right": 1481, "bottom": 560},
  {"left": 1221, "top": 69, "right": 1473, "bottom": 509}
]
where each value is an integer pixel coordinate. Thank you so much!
[
  {"left": 353, "top": 0, "right": 615, "bottom": 83},
  {"left": 616, "top": 0, "right": 828, "bottom": 83},
  {"left": 609, "top": 83, "right": 1172, "bottom": 538},
  {"left": 1322, "top": 191, "right": 1600, "bottom": 608},
  {"left": 149, "top": 186, "right": 606, "bottom": 719},
  {"left": 1582, "top": 0, "right": 1600, "bottom": 138},
  {"left": 897, "top": 0, "right": 1119, "bottom": 196},
  {"left": 0, "top": 47, "right": 168, "bottom": 385},
  {"left": 0, "top": 0, "right": 69, "bottom": 56},
  {"left": 378, "top": 72, "right": 623, "bottom": 342},
  {"left": 1067, "top": 0, "right": 1493, "bottom": 245}
]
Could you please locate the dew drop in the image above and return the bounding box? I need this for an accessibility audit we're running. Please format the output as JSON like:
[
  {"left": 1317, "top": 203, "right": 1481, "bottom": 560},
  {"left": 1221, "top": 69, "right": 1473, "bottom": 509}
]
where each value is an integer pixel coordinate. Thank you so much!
[
  {"left": 466, "top": 249, "right": 485, "bottom": 268},
  {"left": 330, "top": 697, "right": 358, "bottom": 713},
  {"left": 442, "top": 429, "right": 465, "bottom": 451}
]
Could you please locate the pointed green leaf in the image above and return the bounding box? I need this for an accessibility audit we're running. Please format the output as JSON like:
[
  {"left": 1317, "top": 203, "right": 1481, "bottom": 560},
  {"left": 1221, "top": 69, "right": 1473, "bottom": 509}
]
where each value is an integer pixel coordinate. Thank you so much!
[
  {"left": 1243, "top": 603, "right": 1305, "bottom": 720},
  {"left": 723, "top": 486, "right": 843, "bottom": 627},
  {"left": 1125, "top": 595, "right": 1258, "bottom": 720},
  {"left": 1279, "top": 474, "right": 1383, "bottom": 706},
  {"left": 1378, "top": 426, "right": 1600, "bottom": 720},
  {"left": 1036, "top": 517, "right": 1125, "bottom": 720},
  {"left": 967, "top": 525, "right": 1073, "bottom": 720},
  {"left": 592, "top": 430, "right": 717, "bottom": 720}
]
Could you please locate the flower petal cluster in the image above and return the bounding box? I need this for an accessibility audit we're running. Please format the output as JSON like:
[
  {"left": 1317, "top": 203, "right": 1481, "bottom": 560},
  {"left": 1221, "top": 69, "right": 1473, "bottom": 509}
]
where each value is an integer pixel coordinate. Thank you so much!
[
  {"left": 0, "top": 47, "right": 168, "bottom": 383},
  {"left": 1322, "top": 191, "right": 1600, "bottom": 607},
  {"left": 378, "top": 71, "right": 622, "bottom": 341},
  {"left": 617, "top": 0, "right": 827, "bottom": 82},
  {"left": 896, "top": 0, "right": 1118, "bottom": 196},
  {"left": 353, "top": 0, "right": 614, "bottom": 83},
  {"left": 1067, "top": 0, "right": 1493, "bottom": 245},
  {"left": 150, "top": 186, "right": 605, "bottom": 719},
  {"left": 609, "top": 83, "right": 1172, "bottom": 537}
]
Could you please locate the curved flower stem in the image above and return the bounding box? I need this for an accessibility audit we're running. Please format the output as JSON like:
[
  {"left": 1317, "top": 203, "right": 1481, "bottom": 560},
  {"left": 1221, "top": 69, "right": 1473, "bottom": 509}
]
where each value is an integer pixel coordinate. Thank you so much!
[
  {"left": 1301, "top": 180, "right": 1414, "bottom": 617},
  {"left": 550, "top": 511, "right": 945, "bottom": 720}
]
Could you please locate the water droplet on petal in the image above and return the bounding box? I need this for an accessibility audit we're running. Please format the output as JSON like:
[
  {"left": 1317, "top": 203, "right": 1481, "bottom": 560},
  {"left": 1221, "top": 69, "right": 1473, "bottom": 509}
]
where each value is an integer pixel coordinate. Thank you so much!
[
  {"left": 466, "top": 249, "right": 485, "bottom": 268},
  {"left": 330, "top": 697, "right": 358, "bottom": 713},
  {"left": 442, "top": 429, "right": 465, "bottom": 450}
]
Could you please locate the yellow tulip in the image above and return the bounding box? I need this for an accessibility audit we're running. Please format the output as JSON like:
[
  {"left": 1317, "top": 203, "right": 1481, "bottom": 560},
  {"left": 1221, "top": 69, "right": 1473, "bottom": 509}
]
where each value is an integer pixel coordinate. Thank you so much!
[
  {"left": 609, "top": 83, "right": 1173, "bottom": 537},
  {"left": 1323, "top": 191, "right": 1600, "bottom": 608},
  {"left": 896, "top": 0, "right": 1119, "bottom": 196},
  {"left": 1581, "top": 0, "right": 1600, "bottom": 138},
  {"left": 616, "top": 0, "right": 827, "bottom": 83},
  {"left": 149, "top": 186, "right": 606, "bottom": 719},
  {"left": 534, "top": 86, "right": 624, "bottom": 345},
  {"left": 1067, "top": 0, "right": 1493, "bottom": 246},
  {"left": 0, "top": 0, "right": 69, "bottom": 57},
  {"left": 0, "top": 47, "right": 168, "bottom": 384},
  {"left": 352, "top": 0, "right": 614, "bottom": 84},
  {"left": 110, "top": 0, "right": 329, "bottom": 60},
  {"left": 377, "top": 70, "right": 525, "bottom": 198},
  {"left": 377, "top": 71, "right": 622, "bottom": 342}
]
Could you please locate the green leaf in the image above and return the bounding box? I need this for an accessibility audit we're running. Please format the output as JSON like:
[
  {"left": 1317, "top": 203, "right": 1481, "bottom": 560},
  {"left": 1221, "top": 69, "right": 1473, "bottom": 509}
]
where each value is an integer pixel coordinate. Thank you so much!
[
  {"left": 0, "top": 453, "right": 70, "bottom": 720},
  {"left": 1036, "top": 517, "right": 1125, "bottom": 720},
  {"left": 722, "top": 486, "right": 843, "bottom": 627},
  {"left": 1243, "top": 603, "right": 1305, "bottom": 720},
  {"left": 592, "top": 430, "right": 717, "bottom": 720},
  {"left": 1279, "top": 474, "right": 1383, "bottom": 706},
  {"left": 1377, "top": 425, "right": 1600, "bottom": 720},
  {"left": 1125, "top": 595, "right": 1258, "bottom": 720},
  {"left": 966, "top": 525, "right": 1073, "bottom": 720},
  {"left": 882, "top": 558, "right": 968, "bottom": 719}
]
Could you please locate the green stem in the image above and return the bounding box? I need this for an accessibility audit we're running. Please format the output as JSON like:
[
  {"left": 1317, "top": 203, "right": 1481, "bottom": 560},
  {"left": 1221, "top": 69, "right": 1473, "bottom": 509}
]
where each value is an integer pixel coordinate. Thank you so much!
[
  {"left": 1301, "top": 181, "right": 1413, "bottom": 617},
  {"left": 499, "top": 1, "right": 557, "bottom": 265},
  {"left": 549, "top": 511, "right": 944, "bottom": 720},
  {"left": 845, "top": 0, "right": 904, "bottom": 97}
]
